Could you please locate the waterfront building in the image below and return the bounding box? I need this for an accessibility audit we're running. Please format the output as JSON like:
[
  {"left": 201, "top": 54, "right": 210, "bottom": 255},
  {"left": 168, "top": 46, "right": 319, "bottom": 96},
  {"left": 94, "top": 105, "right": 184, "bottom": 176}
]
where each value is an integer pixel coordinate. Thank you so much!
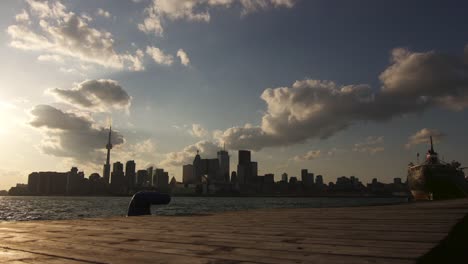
[
  {"left": 111, "top": 162, "right": 125, "bottom": 194},
  {"left": 182, "top": 164, "right": 194, "bottom": 184},
  {"left": 217, "top": 149, "right": 230, "bottom": 182},
  {"left": 281, "top": 173, "right": 288, "bottom": 183},
  {"left": 125, "top": 160, "right": 136, "bottom": 190},
  {"left": 136, "top": 170, "right": 149, "bottom": 187}
]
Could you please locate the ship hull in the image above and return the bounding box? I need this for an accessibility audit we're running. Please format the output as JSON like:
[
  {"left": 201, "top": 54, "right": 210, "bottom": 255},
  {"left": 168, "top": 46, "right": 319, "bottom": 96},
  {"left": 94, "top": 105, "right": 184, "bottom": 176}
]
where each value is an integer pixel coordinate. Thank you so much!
[{"left": 407, "top": 164, "right": 467, "bottom": 200}]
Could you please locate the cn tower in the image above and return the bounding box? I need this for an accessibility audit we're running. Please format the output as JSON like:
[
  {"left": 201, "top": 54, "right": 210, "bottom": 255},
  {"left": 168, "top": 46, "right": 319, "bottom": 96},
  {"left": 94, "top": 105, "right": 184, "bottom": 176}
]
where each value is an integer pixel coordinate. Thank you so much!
[{"left": 102, "top": 125, "right": 112, "bottom": 184}]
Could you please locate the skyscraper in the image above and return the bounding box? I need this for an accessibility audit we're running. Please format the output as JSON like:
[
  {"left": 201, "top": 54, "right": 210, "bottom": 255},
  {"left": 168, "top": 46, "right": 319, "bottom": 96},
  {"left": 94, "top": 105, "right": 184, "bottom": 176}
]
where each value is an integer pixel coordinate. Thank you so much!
[
  {"left": 237, "top": 150, "right": 251, "bottom": 184},
  {"left": 111, "top": 162, "right": 125, "bottom": 194},
  {"left": 217, "top": 149, "right": 230, "bottom": 182},
  {"left": 103, "top": 125, "right": 112, "bottom": 184},
  {"left": 125, "top": 160, "right": 136, "bottom": 190}
]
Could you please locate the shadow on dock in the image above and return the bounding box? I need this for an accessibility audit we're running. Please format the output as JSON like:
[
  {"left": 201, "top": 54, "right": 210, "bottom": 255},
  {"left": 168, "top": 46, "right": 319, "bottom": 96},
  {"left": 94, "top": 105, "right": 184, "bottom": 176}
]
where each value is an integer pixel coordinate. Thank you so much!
[{"left": 417, "top": 213, "right": 468, "bottom": 264}]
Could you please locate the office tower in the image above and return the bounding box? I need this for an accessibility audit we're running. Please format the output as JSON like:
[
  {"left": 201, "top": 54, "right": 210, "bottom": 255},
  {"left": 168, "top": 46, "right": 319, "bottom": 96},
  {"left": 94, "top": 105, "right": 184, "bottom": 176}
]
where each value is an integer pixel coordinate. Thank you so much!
[
  {"left": 281, "top": 173, "right": 288, "bottom": 182},
  {"left": 193, "top": 150, "right": 202, "bottom": 184},
  {"left": 154, "top": 168, "right": 164, "bottom": 187},
  {"left": 237, "top": 150, "right": 252, "bottom": 184},
  {"left": 147, "top": 166, "right": 154, "bottom": 186},
  {"left": 316, "top": 175, "right": 324, "bottom": 185},
  {"left": 238, "top": 150, "right": 251, "bottom": 165},
  {"left": 217, "top": 149, "right": 230, "bottom": 182},
  {"left": 301, "top": 169, "right": 314, "bottom": 188},
  {"left": 111, "top": 162, "right": 125, "bottom": 194},
  {"left": 136, "top": 170, "right": 149, "bottom": 187},
  {"left": 264, "top": 173, "right": 274, "bottom": 184},
  {"left": 125, "top": 160, "right": 136, "bottom": 190},
  {"left": 103, "top": 125, "right": 112, "bottom": 184},
  {"left": 67, "top": 167, "right": 81, "bottom": 195},
  {"left": 183, "top": 164, "right": 194, "bottom": 184}
]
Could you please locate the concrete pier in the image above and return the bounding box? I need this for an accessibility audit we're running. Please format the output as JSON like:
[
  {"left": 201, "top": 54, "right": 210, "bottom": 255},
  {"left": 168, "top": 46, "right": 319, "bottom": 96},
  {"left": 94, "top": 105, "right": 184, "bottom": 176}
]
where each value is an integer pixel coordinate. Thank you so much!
[{"left": 1, "top": 198, "right": 467, "bottom": 263}]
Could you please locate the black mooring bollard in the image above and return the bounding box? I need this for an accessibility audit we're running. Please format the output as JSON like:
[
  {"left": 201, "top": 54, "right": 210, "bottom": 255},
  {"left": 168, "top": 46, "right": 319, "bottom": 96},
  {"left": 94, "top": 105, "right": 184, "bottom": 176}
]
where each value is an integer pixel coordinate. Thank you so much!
[{"left": 127, "top": 191, "right": 171, "bottom": 216}]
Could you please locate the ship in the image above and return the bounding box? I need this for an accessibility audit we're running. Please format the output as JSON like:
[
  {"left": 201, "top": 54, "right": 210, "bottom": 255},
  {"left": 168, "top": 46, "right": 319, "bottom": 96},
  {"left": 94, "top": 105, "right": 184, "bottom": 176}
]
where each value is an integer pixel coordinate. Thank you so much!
[{"left": 407, "top": 136, "right": 468, "bottom": 200}]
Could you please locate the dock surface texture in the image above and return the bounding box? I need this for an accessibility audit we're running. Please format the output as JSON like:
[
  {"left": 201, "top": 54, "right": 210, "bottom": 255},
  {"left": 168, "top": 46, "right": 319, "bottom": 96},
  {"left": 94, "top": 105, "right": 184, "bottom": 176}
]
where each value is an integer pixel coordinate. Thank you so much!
[{"left": 1, "top": 199, "right": 468, "bottom": 264}]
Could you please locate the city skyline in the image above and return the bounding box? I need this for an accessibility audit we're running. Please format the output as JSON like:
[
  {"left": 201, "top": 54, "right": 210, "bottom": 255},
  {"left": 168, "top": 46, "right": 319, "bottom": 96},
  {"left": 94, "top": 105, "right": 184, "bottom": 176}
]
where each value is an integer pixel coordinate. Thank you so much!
[{"left": 1, "top": 0, "right": 468, "bottom": 190}]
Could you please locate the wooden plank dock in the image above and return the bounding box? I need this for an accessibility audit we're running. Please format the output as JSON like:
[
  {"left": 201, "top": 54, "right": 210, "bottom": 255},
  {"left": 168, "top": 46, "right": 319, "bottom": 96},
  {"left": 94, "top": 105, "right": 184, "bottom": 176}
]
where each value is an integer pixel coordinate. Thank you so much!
[{"left": 1, "top": 198, "right": 467, "bottom": 264}]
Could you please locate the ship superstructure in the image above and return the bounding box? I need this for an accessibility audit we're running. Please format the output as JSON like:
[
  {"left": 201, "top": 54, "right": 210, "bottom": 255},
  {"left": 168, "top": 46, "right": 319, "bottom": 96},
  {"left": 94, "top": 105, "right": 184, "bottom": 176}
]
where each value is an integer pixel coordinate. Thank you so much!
[{"left": 407, "top": 136, "right": 467, "bottom": 200}]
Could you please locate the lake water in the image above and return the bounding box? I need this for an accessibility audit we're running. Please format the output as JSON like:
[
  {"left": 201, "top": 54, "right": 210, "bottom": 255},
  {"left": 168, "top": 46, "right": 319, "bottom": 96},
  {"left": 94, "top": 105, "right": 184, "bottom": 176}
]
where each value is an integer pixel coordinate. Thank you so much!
[{"left": 0, "top": 196, "right": 408, "bottom": 221}]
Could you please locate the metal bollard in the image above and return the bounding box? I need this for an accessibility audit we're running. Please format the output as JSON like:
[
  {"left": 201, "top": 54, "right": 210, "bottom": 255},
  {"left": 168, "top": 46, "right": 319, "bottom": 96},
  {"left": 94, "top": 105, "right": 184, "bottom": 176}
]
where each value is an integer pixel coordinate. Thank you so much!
[{"left": 127, "top": 191, "right": 171, "bottom": 216}]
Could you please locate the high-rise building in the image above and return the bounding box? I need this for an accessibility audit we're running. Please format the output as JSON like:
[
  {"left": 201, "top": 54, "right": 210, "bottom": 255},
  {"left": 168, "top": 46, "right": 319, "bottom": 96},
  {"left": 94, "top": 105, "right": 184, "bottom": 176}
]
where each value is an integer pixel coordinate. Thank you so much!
[
  {"left": 136, "top": 170, "right": 149, "bottom": 187},
  {"left": 316, "top": 175, "right": 324, "bottom": 185},
  {"left": 153, "top": 168, "right": 164, "bottom": 187},
  {"left": 301, "top": 169, "right": 314, "bottom": 188},
  {"left": 147, "top": 166, "right": 154, "bottom": 186},
  {"left": 103, "top": 125, "right": 113, "bottom": 184},
  {"left": 217, "top": 149, "right": 230, "bottom": 182},
  {"left": 125, "top": 160, "right": 136, "bottom": 190},
  {"left": 281, "top": 173, "right": 288, "bottom": 182},
  {"left": 111, "top": 162, "right": 125, "bottom": 194},
  {"left": 238, "top": 150, "right": 251, "bottom": 165},
  {"left": 237, "top": 150, "right": 252, "bottom": 184},
  {"left": 182, "top": 164, "right": 194, "bottom": 184}
]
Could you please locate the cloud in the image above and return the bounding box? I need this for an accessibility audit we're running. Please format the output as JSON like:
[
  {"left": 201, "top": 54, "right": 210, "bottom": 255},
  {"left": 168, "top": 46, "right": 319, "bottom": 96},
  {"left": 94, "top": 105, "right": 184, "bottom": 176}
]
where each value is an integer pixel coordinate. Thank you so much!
[
  {"left": 138, "top": 0, "right": 297, "bottom": 36},
  {"left": 29, "top": 105, "right": 124, "bottom": 164},
  {"left": 218, "top": 45, "right": 468, "bottom": 151},
  {"left": 37, "top": 54, "right": 64, "bottom": 63},
  {"left": 293, "top": 150, "right": 321, "bottom": 161},
  {"left": 7, "top": 0, "right": 143, "bottom": 71},
  {"left": 113, "top": 139, "right": 160, "bottom": 168},
  {"left": 96, "top": 8, "right": 111, "bottom": 18},
  {"left": 160, "top": 140, "right": 220, "bottom": 167},
  {"left": 15, "top": 9, "right": 30, "bottom": 23},
  {"left": 146, "top": 46, "right": 174, "bottom": 65},
  {"left": 177, "top": 49, "right": 191, "bottom": 66},
  {"left": 405, "top": 128, "right": 446, "bottom": 148},
  {"left": 353, "top": 136, "right": 385, "bottom": 154},
  {"left": 48, "top": 79, "right": 131, "bottom": 112},
  {"left": 189, "top": 124, "right": 208, "bottom": 138}
]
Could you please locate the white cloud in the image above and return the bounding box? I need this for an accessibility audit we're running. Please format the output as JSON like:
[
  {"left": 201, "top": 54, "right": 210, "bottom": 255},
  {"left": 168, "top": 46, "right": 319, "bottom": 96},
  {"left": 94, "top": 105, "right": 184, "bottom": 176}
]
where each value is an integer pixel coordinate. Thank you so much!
[
  {"left": 15, "top": 9, "right": 30, "bottom": 23},
  {"left": 37, "top": 54, "right": 64, "bottom": 63},
  {"left": 293, "top": 150, "right": 321, "bottom": 161},
  {"left": 96, "top": 8, "right": 111, "bottom": 18},
  {"left": 405, "top": 128, "right": 446, "bottom": 148},
  {"left": 7, "top": 0, "right": 144, "bottom": 71},
  {"left": 138, "top": 0, "right": 297, "bottom": 36},
  {"left": 353, "top": 136, "right": 385, "bottom": 154},
  {"left": 48, "top": 79, "right": 132, "bottom": 112},
  {"left": 160, "top": 140, "right": 220, "bottom": 167},
  {"left": 146, "top": 46, "right": 174, "bottom": 65},
  {"left": 189, "top": 123, "right": 208, "bottom": 138},
  {"left": 177, "top": 49, "right": 191, "bottom": 66},
  {"left": 218, "top": 45, "right": 468, "bottom": 151}
]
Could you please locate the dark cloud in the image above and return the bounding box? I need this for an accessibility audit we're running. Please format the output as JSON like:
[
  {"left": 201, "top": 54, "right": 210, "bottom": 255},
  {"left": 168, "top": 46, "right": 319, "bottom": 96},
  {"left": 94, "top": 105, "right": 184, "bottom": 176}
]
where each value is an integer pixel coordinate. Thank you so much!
[
  {"left": 219, "top": 45, "right": 468, "bottom": 151},
  {"left": 30, "top": 105, "right": 124, "bottom": 164},
  {"left": 49, "top": 79, "right": 131, "bottom": 112}
]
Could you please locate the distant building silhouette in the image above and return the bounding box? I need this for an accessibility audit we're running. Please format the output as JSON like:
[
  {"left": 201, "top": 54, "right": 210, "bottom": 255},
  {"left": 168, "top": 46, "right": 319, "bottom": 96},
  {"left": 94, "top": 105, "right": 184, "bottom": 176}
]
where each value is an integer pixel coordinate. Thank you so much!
[
  {"left": 281, "top": 173, "right": 288, "bottom": 183},
  {"left": 217, "top": 148, "right": 230, "bottom": 183},
  {"left": 136, "top": 170, "right": 149, "bottom": 187},
  {"left": 103, "top": 125, "right": 113, "bottom": 184},
  {"left": 125, "top": 160, "right": 136, "bottom": 191},
  {"left": 182, "top": 164, "right": 194, "bottom": 184},
  {"left": 111, "top": 162, "right": 125, "bottom": 194}
]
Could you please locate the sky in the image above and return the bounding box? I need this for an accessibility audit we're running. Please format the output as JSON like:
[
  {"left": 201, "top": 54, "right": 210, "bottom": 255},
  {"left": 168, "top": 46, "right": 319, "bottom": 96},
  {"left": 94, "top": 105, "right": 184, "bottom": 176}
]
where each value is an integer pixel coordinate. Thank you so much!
[{"left": 0, "top": 0, "right": 468, "bottom": 190}]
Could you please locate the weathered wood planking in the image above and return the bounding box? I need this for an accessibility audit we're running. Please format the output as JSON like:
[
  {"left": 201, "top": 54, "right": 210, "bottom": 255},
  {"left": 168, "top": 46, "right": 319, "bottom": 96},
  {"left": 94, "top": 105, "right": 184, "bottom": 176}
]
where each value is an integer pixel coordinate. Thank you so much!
[{"left": 1, "top": 199, "right": 467, "bottom": 264}]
